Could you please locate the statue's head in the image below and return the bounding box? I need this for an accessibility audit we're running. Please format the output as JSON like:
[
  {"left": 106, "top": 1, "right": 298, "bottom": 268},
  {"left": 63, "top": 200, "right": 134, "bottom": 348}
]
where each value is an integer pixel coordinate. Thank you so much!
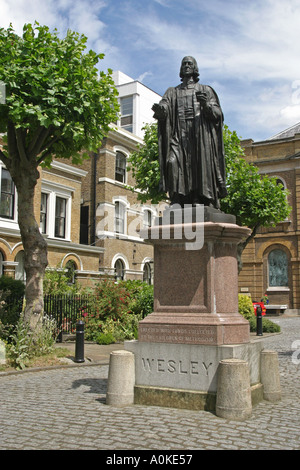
[{"left": 179, "top": 56, "right": 199, "bottom": 82}]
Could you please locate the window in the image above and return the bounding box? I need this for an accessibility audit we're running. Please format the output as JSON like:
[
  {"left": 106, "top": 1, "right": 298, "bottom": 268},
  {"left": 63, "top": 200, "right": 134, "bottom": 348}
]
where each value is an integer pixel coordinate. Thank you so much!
[
  {"left": 15, "top": 251, "right": 26, "bottom": 282},
  {"left": 65, "top": 260, "right": 77, "bottom": 284},
  {"left": 55, "top": 197, "right": 67, "bottom": 238},
  {"left": 114, "top": 258, "right": 125, "bottom": 281},
  {"left": 268, "top": 249, "right": 288, "bottom": 287},
  {"left": 0, "top": 168, "right": 15, "bottom": 219},
  {"left": 276, "top": 177, "right": 285, "bottom": 189},
  {"left": 80, "top": 205, "right": 89, "bottom": 245},
  {"left": 143, "top": 210, "right": 152, "bottom": 228},
  {"left": 115, "top": 201, "right": 125, "bottom": 234},
  {"left": 120, "top": 96, "right": 133, "bottom": 132},
  {"left": 115, "top": 152, "right": 126, "bottom": 183},
  {"left": 40, "top": 193, "right": 48, "bottom": 234},
  {"left": 143, "top": 262, "right": 152, "bottom": 285},
  {"left": 40, "top": 183, "right": 72, "bottom": 240}
]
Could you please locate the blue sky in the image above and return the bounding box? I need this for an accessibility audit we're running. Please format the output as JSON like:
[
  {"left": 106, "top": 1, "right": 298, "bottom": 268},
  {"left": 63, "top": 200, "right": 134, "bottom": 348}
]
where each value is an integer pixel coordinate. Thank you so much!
[{"left": 1, "top": 0, "right": 300, "bottom": 142}]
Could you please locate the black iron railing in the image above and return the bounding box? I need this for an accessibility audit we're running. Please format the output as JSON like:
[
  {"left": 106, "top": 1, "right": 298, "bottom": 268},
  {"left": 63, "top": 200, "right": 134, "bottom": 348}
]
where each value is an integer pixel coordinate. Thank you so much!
[{"left": 43, "top": 294, "right": 93, "bottom": 340}]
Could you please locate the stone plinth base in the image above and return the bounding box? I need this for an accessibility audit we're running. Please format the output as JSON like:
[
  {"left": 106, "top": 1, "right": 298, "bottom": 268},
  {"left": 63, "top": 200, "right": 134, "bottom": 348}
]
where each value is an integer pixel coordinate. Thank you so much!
[
  {"left": 133, "top": 383, "right": 263, "bottom": 412},
  {"left": 119, "top": 208, "right": 273, "bottom": 417},
  {"left": 124, "top": 339, "right": 264, "bottom": 412}
]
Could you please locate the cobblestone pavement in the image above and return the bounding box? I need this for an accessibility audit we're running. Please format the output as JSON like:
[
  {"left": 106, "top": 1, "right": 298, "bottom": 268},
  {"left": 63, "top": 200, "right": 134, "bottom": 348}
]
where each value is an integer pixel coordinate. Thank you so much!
[{"left": 0, "top": 317, "right": 299, "bottom": 451}]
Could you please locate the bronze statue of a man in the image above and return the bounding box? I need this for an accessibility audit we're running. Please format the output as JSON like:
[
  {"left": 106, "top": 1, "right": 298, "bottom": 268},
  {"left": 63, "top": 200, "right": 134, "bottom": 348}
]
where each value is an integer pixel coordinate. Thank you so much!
[{"left": 152, "top": 56, "right": 227, "bottom": 209}]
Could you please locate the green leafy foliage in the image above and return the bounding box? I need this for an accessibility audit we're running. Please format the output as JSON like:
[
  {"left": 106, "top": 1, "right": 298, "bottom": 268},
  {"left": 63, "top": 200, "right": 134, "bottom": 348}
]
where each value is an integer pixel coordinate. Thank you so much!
[
  {"left": 0, "top": 275, "right": 25, "bottom": 300},
  {"left": 0, "top": 276, "right": 25, "bottom": 334},
  {"left": 127, "top": 122, "right": 166, "bottom": 204},
  {"left": 238, "top": 294, "right": 254, "bottom": 320},
  {"left": 0, "top": 22, "right": 119, "bottom": 167},
  {"left": 81, "top": 280, "right": 153, "bottom": 343},
  {"left": 0, "top": 22, "right": 120, "bottom": 326},
  {"left": 43, "top": 267, "right": 81, "bottom": 295},
  {"left": 7, "top": 314, "right": 58, "bottom": 369}
]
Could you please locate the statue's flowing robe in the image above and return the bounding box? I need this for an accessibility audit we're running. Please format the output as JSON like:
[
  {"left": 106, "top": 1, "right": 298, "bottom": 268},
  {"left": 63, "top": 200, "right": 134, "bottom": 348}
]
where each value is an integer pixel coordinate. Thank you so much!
[{"left": 154, "top": 82, "right": 227, "bottom": 208}]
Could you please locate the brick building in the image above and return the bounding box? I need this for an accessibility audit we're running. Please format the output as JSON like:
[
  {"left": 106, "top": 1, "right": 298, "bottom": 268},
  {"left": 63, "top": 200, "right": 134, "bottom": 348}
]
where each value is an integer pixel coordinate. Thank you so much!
[
  {"left": 0, "top": 153, "right": 104, "bottom": 286},
  {"left": 79, "top": 71, "right": 162, "bottom": 283},
  {"left": 239, "top": 122, "right": 300, "bottom": 314}
]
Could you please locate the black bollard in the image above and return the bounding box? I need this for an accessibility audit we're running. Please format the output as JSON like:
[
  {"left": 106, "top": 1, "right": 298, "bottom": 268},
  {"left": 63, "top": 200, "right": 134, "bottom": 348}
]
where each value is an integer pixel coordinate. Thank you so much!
[
  {"left": 256, "top": 306, "right": 263, "bottom": 336},
  {"left": 75, "top": 320, "right": 85, "bottom": 363}
]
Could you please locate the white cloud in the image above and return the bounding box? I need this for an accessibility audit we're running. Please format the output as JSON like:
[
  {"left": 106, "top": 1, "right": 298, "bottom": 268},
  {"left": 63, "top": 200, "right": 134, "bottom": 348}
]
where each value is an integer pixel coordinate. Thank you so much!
[
  {"left": 137, "top": 71, "right": 153, "bottom": 83},
  {"left": 127, "top": 0, "right": 300, "bottom": 138},
  {"left": 0, "top": 0, "right": 62, "bottom": 33},
  {"left": 1, "top": 0, "right": 300, "bottom": 140},
  {"left": 129, "top": 0, "right": 300, "bottom": 84},
  {"left": 280, "top": 105, "right": 300, "bottom": 123},
  {"left": 0, "top": 0, "right": 107, "bottom": 45},
  {"left": 0, "top": 0, "right": 118, "bottom": 71}
]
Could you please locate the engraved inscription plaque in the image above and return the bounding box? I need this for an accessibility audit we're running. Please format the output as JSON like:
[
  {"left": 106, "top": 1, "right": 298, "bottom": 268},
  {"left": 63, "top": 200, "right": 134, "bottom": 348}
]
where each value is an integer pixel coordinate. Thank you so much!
[{"left": 139, "top": 324, "right": 218, "bottom": 344}]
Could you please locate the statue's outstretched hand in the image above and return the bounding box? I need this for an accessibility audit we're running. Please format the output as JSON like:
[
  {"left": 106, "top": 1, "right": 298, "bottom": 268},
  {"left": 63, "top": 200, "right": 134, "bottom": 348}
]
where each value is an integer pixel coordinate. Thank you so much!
[{"left": 152, "top": 103, "right": 166, "bottom": 119}]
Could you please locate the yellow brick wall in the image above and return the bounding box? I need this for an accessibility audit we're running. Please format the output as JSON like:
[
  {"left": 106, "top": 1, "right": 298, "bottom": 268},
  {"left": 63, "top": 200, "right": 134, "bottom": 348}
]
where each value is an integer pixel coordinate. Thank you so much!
[{"left": 240, "top": 134, "right": 300, "bottom": 309}]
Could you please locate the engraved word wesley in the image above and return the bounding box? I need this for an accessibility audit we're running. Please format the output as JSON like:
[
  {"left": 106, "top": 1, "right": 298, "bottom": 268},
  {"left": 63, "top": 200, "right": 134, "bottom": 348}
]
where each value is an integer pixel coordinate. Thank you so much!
[{"left": 142, "top": 357, "right": 213, "bottom": 376}]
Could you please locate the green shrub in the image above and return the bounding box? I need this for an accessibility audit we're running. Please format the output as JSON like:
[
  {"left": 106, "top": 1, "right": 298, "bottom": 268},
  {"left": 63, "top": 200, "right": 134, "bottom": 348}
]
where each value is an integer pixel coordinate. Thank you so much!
[
  {"left": 238, "top": 294, "right": 254, "bottom": 320},
  {"left": 0, "top": 276, "right": 25, "bottom": 299},
  {"left": 7, "top": 317, "right": 31, "bottom": 370},
  {"left": 262, "top": 317, "right": 281, "bottom": 333},
  {"left": 81, "top": 280, "right": 153, "bottom": 342},
  {"left": 43, "top": 267, "right": 80, "bottom": 295},
  {"left": 7, "top": 315, "right": 58, "bottom": 370},
  {"left": 95, "top": 332, "right": 116, "bottom": 345},
  {"left": 0, "top": 276, "right": 25, "bottom": 335},
  {"left": 127, "top": 281, "right": 154, "bottom": 318}
]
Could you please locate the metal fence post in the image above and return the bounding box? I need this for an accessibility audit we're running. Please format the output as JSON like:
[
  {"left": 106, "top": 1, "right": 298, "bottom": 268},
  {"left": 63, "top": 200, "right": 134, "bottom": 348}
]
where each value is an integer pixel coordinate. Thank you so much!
[
  {"left": 75, "top": 320, "right": 85, "bottom": 363},
  {"left": 256, "top": 306, "right": 263, "bottom": 336}
]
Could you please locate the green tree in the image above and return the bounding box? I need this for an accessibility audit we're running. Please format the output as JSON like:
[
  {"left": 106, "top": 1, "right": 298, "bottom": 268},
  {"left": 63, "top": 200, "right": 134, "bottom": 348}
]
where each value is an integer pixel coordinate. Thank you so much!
[
  {"left": 127, "top": 122, "right": 291, "bottom": 270},
  {"left": 0, "top": 23, "right": 119, "bottom": 328},
  {"left": 221, "top": 126, "right": 291, "bottom": 270},
  {"left": 127, "top": 122, "right": 166, "bottom": 204}
]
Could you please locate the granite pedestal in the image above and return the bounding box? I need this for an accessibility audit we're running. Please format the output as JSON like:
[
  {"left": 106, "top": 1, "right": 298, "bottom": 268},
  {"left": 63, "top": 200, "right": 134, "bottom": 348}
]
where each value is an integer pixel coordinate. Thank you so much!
[{"left": 124, "top": 207, "right": 264, "bottom": 413}]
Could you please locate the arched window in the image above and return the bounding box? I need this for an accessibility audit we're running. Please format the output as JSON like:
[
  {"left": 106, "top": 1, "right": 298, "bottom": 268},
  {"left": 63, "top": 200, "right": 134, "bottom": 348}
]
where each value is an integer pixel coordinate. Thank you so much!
[
  {"left": 115, "top": 152, "right": 126, "bottom": 183},
  {"left": 275, "top": 177, "right": 286, "bottom": 189},
  {"left": 15, "top": 250, "right": 26, "bottom": 282},
  {"left": 114, "top": 259, "right": 125, "bottom": 281},
  {"left": 268, "top": 249, "right": 288, "bottom": 287},
  {"left": 65, "top": 260, "right": 77, "bottom": 284},
  {"left": 143, "top": 262, "right": 152, "bottom": 285}
]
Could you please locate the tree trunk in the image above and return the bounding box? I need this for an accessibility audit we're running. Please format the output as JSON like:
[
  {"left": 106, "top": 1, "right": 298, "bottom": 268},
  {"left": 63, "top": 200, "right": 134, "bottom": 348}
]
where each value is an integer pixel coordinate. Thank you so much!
[
  {"left": 15, "top": 171, "right": 48, "bottom": 329},
  {"left": 2, "top": 122, "right": 49, "bottom": 329}
]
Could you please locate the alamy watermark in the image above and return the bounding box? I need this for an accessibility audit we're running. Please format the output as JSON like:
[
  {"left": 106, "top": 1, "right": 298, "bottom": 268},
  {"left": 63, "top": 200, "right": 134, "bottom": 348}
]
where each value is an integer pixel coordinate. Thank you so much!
[
  {"left": 291, "top": 340, "right": 300, "bottom": 365},
  {"left": 96, "top": 200, "right": 204, "bottom": 251},
  {"left": 0, "top": 81, "right": 6, "bottom": 105}
]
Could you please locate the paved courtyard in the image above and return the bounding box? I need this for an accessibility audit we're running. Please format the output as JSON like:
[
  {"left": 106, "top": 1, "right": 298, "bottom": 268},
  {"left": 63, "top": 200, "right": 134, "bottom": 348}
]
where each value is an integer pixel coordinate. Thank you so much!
[{"left": 0, "top": 317, "right": 299, "bottom": 451}]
